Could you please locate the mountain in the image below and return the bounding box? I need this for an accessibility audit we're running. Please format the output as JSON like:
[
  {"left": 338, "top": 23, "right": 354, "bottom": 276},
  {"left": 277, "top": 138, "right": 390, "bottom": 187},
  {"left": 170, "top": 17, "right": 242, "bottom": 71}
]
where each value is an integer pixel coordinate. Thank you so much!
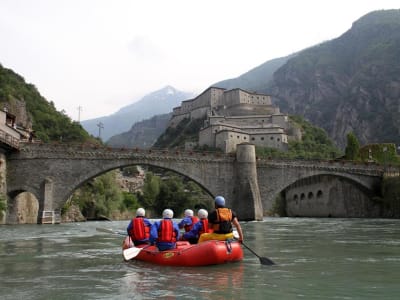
[
  {"left": 212, "top": 9, "right": 400, "bottom": 149},
  {"left": 107, "top": 113, "right": 171, "bottom": 148},
  {"left": 81, "top": 86, "right": 193, "bottom": 141},
  {"left": 212, "top": 54, "right": 295, "bottom": 92},
  {"left": 0, "top": 64, "right": 91, "bottom": 143}
]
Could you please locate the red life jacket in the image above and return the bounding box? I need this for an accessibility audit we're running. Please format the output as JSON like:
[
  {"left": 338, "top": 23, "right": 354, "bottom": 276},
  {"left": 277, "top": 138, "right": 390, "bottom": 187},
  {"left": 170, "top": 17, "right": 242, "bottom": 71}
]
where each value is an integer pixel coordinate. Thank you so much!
[
  {"left": 184, "top": 216, "right": 199, "bottom": 232},
  {"left": 199, "top": 218, "right": 209, "bottom": 235},
  {"left": 158, "top": 219, "right": 176, "bottom": 243},
  {"left": 129, "top": 217, "right": 150, "bottom": 241}
]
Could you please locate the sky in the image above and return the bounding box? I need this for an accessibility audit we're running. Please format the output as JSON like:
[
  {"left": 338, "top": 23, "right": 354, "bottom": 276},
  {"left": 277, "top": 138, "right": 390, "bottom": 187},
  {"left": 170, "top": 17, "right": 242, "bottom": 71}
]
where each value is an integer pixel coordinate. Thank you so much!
[{"left": 1, "top": 1, "right": 399, "bottom": 121}]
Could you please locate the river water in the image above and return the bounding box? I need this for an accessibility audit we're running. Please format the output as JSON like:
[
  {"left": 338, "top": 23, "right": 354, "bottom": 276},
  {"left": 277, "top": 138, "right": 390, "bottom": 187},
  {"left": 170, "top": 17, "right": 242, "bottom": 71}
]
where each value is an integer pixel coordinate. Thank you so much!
[{"left": 0, "top": 218, "right": 399, "bottom": 300}]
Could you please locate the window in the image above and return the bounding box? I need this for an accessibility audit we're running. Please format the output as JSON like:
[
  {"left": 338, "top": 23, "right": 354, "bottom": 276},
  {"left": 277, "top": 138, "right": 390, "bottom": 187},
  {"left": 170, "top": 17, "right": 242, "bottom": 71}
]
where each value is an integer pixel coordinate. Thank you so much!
[{"left": 261, "top": 137, "right": 264, "bottom": 140}]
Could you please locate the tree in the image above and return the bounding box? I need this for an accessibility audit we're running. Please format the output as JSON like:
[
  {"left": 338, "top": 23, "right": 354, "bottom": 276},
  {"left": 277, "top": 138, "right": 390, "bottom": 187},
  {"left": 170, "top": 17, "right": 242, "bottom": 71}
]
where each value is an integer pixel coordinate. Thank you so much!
[
  {"left": 345, "top": 132, "right": 360, "bottom": 160},
  {"left": 140, "top": 172, "right": 160, "bottom": 209},
  {"left": 0, "top": 194, "right": 6, "bottom": 219}
]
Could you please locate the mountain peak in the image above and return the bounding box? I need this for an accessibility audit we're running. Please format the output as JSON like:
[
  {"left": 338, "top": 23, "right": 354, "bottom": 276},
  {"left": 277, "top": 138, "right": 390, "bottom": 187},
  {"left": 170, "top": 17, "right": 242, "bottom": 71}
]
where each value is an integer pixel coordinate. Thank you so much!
[{"left": 162, "top": 85, "right": 176, "bottom": 95}]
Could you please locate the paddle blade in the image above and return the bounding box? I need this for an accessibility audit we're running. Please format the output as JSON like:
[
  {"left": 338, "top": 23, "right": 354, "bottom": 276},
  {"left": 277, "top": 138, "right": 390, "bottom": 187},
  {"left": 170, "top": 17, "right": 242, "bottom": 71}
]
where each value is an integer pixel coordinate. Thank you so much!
[
  {"left": 259, "top": 256, "right": 275, "bottom": 266},
  {"left": 123, "top": 247, "right": 142, "bottom": 261}
]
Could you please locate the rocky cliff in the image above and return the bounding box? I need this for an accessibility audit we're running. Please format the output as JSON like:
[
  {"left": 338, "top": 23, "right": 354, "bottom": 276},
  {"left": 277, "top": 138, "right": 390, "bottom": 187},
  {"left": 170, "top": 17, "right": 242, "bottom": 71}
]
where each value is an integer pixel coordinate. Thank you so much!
[
  {"left": 268, "top": 9, "right": 400, "bottom": 149},
  {"left": 107, "top": 113, "right": 171, "bottom": 148}
]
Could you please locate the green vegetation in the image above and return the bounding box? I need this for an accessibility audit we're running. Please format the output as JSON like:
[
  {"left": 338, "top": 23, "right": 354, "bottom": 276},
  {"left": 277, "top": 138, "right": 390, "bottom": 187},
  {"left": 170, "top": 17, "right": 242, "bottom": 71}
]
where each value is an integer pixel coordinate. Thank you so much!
[
  {"left": 359, "top": 143, "right": 400, "bottom": 165},
  {"left": 63, "top": 168, "right": 211, "bottom": 220},
  {"left": 0, "top": 194, "right": 6, "bottom": 219},
  {"left": 344, "top": 132, "right": 360, "bottom": 161},
  {"left": 65, "top": 170, "right": 138, "bottom": 220},
  {"left": 0, "top": 63, "right": 94, "bottom": 143},
  {"left": 154, "top": 117, "right": 205, "bottom": 149},
  {"left": 256, "top": 115, "right": 342, "bottom": 159},
  {"left": 137, "top": 170, "right": 212, "bottom": 217},
  {"left": 378, "top": 176, "right": 400, "bottom": 217}
]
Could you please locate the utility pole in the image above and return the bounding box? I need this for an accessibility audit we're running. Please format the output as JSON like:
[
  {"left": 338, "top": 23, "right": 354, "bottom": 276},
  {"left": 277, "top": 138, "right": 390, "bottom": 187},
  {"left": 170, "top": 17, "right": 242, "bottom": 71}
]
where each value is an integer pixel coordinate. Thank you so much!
[
  {"left": 97, "top": 122, "right": 104, "bottom": 139},
  {"left": 77, "top": 106, "right": 82, "bottom": 123}
]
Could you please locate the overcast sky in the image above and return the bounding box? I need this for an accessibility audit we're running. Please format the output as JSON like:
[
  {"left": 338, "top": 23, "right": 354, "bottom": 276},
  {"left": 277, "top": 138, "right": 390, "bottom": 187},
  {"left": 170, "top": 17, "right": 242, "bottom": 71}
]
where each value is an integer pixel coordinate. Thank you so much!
[{"left": 1, "top": 1, "right": 398, "bottom": 121}]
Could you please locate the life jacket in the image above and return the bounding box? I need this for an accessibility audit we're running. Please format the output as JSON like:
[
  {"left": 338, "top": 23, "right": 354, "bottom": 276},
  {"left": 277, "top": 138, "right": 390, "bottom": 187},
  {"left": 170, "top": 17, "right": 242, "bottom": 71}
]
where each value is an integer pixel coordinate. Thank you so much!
[
  {"left": 129, "top": 217, "right": 150, "bottom": 241},
  {"left": 199, "top": 218, "right": 209, "bottom": 235},
  {"left": 158, "top": 219, "right": 177, "bottom": 243},
  {"left": 212, "top": 208, "right": 233, "bottom": 234},
  {"left": 184, "top": 216, "right": 199, "bottom": 232}
]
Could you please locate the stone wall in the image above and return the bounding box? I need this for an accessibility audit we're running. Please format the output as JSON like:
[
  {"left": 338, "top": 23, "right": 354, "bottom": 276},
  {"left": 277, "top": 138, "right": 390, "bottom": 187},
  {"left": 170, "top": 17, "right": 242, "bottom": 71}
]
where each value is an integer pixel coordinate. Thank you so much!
[{"left": 284, "top": 175, "right": 381, "bottom": 217}]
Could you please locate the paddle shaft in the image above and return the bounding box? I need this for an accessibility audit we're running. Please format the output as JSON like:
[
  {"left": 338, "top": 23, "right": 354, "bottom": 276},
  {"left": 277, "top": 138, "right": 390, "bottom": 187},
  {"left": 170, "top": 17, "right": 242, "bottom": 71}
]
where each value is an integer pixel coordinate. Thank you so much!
[{"left": 241, "top": 241, "right": 275, "bottom": 265}]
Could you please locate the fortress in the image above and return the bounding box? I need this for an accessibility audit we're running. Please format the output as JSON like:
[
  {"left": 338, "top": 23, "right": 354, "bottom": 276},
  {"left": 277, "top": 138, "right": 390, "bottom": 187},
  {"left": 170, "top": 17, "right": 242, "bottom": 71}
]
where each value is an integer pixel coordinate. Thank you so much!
[{"left": 169, "top": 87, "right": 301, "bottom": 153}]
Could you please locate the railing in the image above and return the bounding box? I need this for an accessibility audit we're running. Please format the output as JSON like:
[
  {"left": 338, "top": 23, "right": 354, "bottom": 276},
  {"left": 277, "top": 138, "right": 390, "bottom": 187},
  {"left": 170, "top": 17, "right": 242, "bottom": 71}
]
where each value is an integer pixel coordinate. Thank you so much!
[{"left": 0, "top": 129, "right": 20, "bottom": 149}]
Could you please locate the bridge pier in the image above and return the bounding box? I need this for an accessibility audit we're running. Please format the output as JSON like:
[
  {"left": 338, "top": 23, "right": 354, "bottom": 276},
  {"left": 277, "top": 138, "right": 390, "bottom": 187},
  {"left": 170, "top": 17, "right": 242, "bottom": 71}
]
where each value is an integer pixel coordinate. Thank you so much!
[
  {"left": 38, "top": 178, "right": 60, "bottom": 224},
  {"left": 233, "top": 143, "right": 263, "bottom": 221}
]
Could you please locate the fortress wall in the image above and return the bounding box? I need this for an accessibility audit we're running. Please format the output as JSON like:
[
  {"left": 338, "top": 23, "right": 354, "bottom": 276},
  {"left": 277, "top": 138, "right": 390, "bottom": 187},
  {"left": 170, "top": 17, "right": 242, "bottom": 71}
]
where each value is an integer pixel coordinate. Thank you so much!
[
  {"left": 190, "top": 106, "right": 209, "bottom": 120},
  {"left": 180, "top": 98, "right": 196, "bottom": 114},
  {"left": 222, "top": 89, "right": 272, "bottom": 107},
  {"left": 250, "top": 132, "right": 288, "bottom": 149},
  {"left": 222, "top": 89, "right": 241, "bottom": 106},
  {"left": 210, "top": 87, "right": 225, "bottom": 107},
  {"left": 271, "top": 114, "right": 289, "bottom": 129},
  {"left": 216, "top": 130, "right": 250, "bottom": 153},
  {"left": 199, "top": 126, "right": 215, "bottom": 147}
]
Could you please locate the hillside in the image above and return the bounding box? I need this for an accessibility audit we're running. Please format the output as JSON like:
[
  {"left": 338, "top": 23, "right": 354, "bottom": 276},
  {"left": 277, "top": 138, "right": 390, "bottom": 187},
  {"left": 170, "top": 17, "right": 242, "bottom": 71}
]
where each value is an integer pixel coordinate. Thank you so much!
[
  {"left": 107, "top": 113, "right": 171, "bottom": 148},
  {"left": 0, "top": 64, "right": 91, "bottom": 143},
  {"left": 212, "top": 9, "right": 400, "bottom": 149},
  {"left": 213, "top": 54, "right": 295, "bottom": 92},
  {"left": 81, "top": 86, "right": 193, "bottom": 141}
]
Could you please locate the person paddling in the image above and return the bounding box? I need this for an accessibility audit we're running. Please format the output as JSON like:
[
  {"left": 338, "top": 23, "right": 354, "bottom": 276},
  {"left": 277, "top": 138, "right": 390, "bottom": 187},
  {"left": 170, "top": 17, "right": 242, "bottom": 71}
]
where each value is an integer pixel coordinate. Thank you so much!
[
  {"left": 126, "top": 207, "right": 152, "bottom": 246},
  {"left": 182, "top": 209, "right": 211, "bottom": 244},
  {"left": 149, "top": 209, "right": 180, "bottom": 251},
  {"left": 198, "top": 196, "right": 244, "bottom": 243},
  {"left": 178, "top": 209, "right": 199, "bottom": 233}
]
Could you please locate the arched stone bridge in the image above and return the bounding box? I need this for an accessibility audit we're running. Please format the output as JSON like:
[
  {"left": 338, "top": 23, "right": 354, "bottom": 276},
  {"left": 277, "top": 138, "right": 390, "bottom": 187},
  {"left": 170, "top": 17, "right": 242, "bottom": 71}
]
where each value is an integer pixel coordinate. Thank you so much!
[{"left": 6, "top": 142, "right": 386, "bottom": 223}]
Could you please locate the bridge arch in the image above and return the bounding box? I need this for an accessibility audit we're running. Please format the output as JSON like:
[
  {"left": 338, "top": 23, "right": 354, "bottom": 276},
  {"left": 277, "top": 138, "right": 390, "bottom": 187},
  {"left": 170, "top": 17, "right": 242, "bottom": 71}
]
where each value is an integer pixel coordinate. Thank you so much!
[
  {"left": 62, "top": 162, "right": 215, "bottom": 212},
  {"left": 279, "top": 173, "right": 382, "bottom": 217}
]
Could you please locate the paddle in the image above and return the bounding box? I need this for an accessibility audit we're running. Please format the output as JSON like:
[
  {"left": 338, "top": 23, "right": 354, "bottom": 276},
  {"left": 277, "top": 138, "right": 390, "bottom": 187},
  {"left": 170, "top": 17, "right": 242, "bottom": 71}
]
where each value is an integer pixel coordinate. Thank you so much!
[
  {"left": 123, "top": 246, "right": 143, "bottom": 260},
  {"left": 241, "top": 242, "right": 275, "bottom": 265}
]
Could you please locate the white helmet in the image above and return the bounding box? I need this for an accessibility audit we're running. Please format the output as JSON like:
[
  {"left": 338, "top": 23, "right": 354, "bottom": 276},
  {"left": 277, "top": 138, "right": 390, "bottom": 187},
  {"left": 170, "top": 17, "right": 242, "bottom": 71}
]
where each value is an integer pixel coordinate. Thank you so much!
[
  {"left": 197, "top": 209, "right": 208, "bottom": 219},
  {"left": 184, "top": 209, "right": 194, "bottom": 217},
  {"left": 162, "top": 209, "right": 174, "bottom": 219},
  {"left": 136, "top": 207, "right": 145, "bottom": 217}
]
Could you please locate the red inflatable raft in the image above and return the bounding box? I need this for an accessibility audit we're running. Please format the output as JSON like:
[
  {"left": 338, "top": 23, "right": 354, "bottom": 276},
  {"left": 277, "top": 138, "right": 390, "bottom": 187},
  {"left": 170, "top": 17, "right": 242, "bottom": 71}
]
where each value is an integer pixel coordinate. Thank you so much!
[{"left": 122, "top": 236, "right": 243, "bottom": 267}]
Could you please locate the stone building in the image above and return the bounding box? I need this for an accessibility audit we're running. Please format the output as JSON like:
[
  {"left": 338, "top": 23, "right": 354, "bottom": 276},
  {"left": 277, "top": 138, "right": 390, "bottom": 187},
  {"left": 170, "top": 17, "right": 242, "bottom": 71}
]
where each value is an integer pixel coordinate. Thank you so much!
[{"left": 170, "top": 87, "right": 300, "bottom": 153}]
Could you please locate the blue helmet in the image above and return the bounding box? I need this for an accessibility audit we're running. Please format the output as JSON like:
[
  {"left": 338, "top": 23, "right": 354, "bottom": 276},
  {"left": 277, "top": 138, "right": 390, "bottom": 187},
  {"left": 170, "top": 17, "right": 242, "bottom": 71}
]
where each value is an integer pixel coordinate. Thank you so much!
[{"left": 215, "top": 196, "right": 225, "bottom": 206}]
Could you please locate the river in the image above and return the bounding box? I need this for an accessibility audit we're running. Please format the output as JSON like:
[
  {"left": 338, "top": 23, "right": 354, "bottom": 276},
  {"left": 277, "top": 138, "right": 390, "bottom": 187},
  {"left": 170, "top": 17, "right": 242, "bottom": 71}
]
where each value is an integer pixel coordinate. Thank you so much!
[{"left": 1, "top": 218, "right": 399, "bottom": 299}]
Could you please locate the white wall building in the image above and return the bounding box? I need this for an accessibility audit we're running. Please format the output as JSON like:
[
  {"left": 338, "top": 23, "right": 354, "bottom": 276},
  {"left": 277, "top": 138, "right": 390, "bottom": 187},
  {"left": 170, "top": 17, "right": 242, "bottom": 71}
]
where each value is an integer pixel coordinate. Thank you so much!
[{"left": 170, "top": 87, "right": 298, "bottom": 153}]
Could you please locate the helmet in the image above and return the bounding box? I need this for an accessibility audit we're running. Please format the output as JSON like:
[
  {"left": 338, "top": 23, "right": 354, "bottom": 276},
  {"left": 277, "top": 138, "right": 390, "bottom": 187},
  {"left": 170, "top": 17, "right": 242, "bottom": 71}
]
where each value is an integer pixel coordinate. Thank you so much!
[
  {"left": 162, "top": 209, "right": 174, "bottom": 218},
  {"left": 215, "top": 196, "right": 225, "bottom": 206},
  {"left": 136, "top": 207, "right": 145, "bottom": 217},
  {"left": 184, "top": 209, "right": 194, "bottom": 217},
  {"left": 197, "top": 209, "right": 208, "bottom": 219}
]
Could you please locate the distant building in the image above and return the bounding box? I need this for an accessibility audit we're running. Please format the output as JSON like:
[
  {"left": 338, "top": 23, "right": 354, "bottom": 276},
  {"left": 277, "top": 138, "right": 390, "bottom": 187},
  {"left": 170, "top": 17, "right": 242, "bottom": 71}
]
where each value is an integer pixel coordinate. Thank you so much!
[{"left": 170, "top": 87, "right": 301, "bottom": 153}]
